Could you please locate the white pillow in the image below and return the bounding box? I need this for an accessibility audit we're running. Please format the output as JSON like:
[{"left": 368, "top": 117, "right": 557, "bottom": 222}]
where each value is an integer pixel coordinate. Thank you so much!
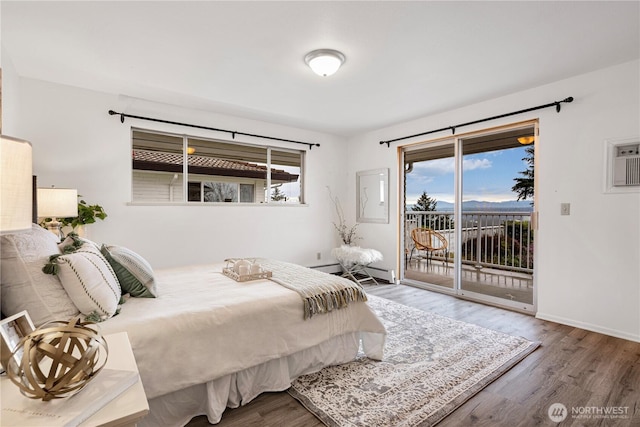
[
  {"left": 54, "top": 245, "right": 122, "bottom": 320},
  {"left": 58, "top": 233, "right": 101, "bottom": 252},
  {"left": 1, "top": 225, "right": 79, "bottom": 326}
]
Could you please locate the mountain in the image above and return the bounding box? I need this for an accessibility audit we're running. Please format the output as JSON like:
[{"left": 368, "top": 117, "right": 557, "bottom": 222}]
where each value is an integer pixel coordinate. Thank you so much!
[{"left": 413, "top": 200, "right": 533, "bottom": 212}]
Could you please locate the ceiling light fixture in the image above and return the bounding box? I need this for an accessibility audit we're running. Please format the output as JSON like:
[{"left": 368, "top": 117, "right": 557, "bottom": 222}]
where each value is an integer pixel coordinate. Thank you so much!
[
  {"left": 517, "top": 136, "right": 535, "bottom": 145},
  {"left": 304, "top": 49, "right": 345, "bottom": 77}
]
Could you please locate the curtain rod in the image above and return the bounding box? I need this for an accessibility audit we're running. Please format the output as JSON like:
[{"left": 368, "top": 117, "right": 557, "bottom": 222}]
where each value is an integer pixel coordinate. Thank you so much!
[
  {"left": 379, "top": 96, "right": 574, "bottom": 147},
  {"left": 108, "top": 110, "right": 320, "bottom": 150}
]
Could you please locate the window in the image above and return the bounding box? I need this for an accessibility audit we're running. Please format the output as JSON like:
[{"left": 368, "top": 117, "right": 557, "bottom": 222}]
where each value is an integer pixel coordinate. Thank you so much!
[
  {"left": 132, "top": 129, "right": 304, "bottom": 204},
  {"left": 187, "top": 182, "right": 254, "bottom": 203}
]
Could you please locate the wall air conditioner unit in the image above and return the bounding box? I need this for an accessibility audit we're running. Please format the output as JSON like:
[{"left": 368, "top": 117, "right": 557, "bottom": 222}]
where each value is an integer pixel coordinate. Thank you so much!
[{"left": 613, "top": 143, "right": 640, "bottom": 186}]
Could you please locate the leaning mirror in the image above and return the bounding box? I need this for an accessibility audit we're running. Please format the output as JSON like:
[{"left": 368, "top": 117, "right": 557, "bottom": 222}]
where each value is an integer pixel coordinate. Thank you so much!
[{"left": 356, "top": 168, "right": 389, "bottom": 224}]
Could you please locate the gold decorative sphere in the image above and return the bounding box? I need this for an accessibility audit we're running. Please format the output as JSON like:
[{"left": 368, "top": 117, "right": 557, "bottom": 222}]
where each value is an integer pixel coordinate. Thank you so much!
[{"left": 6, "top": 317, "right": 108, "bottom": 401}]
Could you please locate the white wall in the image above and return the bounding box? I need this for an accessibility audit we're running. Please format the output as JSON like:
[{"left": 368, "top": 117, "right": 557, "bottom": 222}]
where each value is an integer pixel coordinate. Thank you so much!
[
  {"left": 347, "top": 60, "right": 640, "bottom": 342},
  {"left": 10, "top": 78, "right": 349, "bottom": 269},
  {"left": 1, "top": 46, "right": 21, "bottom": 134}
]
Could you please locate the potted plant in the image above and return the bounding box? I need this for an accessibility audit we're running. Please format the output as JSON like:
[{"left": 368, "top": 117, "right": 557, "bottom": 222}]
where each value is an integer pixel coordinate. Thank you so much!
[
  {"left": 39, "top": 198, "right": 107, "bottom": 238},
  {"left": 46, "top": 198, "right": 107, "bottom": 237},
  {"left": 327, "top": 187, "right": 360, "bottom": 246},
  {"left": 61, "top": 199, "right": 107, "bottom": 229}
]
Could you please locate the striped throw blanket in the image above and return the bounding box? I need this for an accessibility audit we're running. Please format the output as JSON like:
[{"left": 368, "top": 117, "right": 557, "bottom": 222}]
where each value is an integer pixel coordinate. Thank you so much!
[{"left": 257, "top": 258, "right": 368, "bottom": 320}]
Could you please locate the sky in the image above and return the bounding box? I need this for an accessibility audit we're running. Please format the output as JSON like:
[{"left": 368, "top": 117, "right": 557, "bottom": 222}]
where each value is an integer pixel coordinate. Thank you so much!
[
  {"left": 406, "top": 145, "right": 531, "bottom": 206},
  {"left": 272, "top": 145, "right": 531, "bottom": 205},
  {"left": 271, "top": 164, "right": 301, "bottom": 202}
]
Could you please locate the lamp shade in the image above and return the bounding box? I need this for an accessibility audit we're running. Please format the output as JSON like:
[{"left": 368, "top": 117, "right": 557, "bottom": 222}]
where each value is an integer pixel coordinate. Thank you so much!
[
  {"left": 37, "top": 188, "right": 78, "bottom": 218},
  {"left": 0, "top": 136, "right": 33, "bottom": 233}
]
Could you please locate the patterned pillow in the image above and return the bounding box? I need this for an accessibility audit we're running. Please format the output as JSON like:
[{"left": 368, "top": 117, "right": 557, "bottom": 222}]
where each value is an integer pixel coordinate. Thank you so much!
[
  {"left": 0, "top": 225, "right": 79, "bottom": 326},
  {"left": 54, "top": 245, "right": 122, "bottom": 320},
  {"left": 58, "top": 233, "right": 101, "bottom": 252},
  {"left": 101, "top": 244, "right": 157, "bottom": 298}
]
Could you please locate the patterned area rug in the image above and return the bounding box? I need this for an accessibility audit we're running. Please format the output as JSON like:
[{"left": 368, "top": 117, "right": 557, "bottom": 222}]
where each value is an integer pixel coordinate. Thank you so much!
[{"left": 288, "top": 295, "right": 539, "bottom": 427}]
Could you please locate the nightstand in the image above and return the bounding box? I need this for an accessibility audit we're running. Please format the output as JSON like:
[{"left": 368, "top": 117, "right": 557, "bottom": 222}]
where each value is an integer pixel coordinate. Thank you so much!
[
  {"left": 1, "top": 331, "right": 149, "bottom": 427},
  {"left": 82, "top": 332, "right": 149, "bottom": 427}
]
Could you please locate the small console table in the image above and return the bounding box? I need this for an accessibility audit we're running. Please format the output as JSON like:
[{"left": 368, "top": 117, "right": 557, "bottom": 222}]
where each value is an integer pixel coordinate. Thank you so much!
[{"left": 332, "top": 245, "right": 383, "bottom": 285}]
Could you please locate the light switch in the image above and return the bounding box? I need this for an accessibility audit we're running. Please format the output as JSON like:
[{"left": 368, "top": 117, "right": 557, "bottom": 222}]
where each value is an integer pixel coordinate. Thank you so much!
[{"left": 560, "top": 203, "right": 570, "bottom": 216}]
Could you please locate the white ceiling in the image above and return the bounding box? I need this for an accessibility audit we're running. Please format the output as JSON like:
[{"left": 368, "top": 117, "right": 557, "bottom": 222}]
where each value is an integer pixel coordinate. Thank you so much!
[{"left": 2, "top": 1, "right": 639, "bottom": 136}]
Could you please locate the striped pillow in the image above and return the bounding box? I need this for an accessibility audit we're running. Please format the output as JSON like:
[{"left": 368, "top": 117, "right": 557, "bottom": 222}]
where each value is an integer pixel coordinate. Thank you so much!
[
  {"left": 55, "top": 245, "right": 122, "bottom": 320},
  {"left": 58, "top": 233, "right": 101, "bottom": 252},
  {"left": 101, "top": 244, "right": 157, "bottom": 298}
]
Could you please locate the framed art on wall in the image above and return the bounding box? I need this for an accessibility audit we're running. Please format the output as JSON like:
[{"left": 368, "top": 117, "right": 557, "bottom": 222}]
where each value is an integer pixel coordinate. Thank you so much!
[
  {"left": 356, "top": 168, "right": 389, "bottom": 224},
  {"left": 0, "top": 310, "right": 35, "bottom": 370}
]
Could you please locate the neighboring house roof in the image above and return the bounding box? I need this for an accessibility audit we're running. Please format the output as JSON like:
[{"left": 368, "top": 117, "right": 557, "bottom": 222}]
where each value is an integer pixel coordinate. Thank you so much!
[{"left": 132, "top": 149, "right": 299, "bottom": 182}]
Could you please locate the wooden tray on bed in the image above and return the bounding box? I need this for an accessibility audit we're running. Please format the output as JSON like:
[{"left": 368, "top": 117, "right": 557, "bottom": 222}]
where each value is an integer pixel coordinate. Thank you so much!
[{"left": 222, "top": 268, "right": 272, "bottom": 282}]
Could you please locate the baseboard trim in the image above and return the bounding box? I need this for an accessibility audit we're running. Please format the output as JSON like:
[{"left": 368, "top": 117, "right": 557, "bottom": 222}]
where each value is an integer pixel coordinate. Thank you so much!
[
  {"left": 309, "top": 263, "right": 341, "bottom": 274},
  {"left": 535, "top": 312, "right": 640, "bottom": 343}
]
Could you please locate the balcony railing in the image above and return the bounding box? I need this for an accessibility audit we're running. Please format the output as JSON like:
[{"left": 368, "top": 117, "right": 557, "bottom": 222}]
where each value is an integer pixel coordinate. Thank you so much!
[{"left": 406, "top": 210, "right": 534, "bottom": 273}]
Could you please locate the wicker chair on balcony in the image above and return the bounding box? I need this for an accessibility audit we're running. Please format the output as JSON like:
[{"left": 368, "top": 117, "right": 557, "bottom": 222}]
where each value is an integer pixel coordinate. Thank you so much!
[{"left": 410, "top": 227, "right": 449, "bottom": 267}]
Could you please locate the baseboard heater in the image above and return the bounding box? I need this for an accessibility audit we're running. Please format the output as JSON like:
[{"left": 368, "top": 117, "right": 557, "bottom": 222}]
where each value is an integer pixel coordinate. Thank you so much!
[{"left": 310, "top": 263, "right": 396, "bottom": 284}]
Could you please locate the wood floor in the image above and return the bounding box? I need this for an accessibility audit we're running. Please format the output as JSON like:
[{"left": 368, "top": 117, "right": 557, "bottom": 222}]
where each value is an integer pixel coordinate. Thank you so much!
[{"left": 187, "top": 284, "right": 640, "bottom": 427}]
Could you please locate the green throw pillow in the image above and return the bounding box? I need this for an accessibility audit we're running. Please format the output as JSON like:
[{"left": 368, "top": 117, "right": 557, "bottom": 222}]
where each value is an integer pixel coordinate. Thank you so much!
[{"left": 101, "top": 244, "right": 157, "bottom": 298}]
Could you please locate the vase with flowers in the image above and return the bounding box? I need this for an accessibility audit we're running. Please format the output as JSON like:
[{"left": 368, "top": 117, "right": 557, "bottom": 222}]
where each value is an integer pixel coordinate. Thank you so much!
[{"left": 328, "top": 187, "right": 360, "bottom": 245}]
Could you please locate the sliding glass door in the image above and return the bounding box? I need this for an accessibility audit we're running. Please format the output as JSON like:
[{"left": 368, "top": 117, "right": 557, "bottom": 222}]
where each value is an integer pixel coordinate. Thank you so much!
[
  {"left": 458, "top": 128, "right": 535, "bottom": 308},
  {"left": 404, "top": 140, "right": 455, "bottom": 291},
  {"left": 401, "top": 122, "right": 536, "bottom": 313}
]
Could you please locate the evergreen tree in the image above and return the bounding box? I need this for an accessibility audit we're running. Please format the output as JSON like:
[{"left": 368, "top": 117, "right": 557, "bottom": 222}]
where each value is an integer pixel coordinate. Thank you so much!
[
  {"left": 410, "top": 191, "right": 452, "bottom": 230},
  {"left": 271, "top": 186, "right": 287, "bottom": 201},
  {"left": 512, "top": 145, "right": 535, "bottom": 201},
  {"left": 412, "top": 191, "right": 438, "bottom": 211}
]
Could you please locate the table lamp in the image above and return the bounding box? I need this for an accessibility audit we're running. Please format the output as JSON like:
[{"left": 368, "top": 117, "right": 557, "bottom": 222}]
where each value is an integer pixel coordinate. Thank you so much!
[
  {"left": 37, "top": 187, "right": 78, "bottom": 240},
  {"left": 0, "top": 135, "right": 33, "bottom": 234}
]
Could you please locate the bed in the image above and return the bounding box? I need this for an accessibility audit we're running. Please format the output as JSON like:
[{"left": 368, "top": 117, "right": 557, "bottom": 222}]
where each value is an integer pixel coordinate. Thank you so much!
[{"left": 0, "top": 225, "right": 386, "bottom": 426}]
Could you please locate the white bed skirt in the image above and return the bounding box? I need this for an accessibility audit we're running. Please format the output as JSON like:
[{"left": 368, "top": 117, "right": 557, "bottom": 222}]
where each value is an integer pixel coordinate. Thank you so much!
[{"left": 140, "top": 331, "right": 383, "bottom": 426}]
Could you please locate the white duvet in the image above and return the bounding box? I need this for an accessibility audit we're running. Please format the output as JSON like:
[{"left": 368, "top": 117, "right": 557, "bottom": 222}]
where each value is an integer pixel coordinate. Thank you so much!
[{"left": 98, "top": 263, "right": 386, "bottom": 400}]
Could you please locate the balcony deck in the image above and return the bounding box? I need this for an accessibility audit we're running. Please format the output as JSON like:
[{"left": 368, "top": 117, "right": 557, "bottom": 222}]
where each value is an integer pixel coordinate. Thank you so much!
[
  {"left": 404, "top": 210, "right": 534, "bottom": 305},
  {"left": 404, "top": 258, "right": 533, "bottom": 305}
]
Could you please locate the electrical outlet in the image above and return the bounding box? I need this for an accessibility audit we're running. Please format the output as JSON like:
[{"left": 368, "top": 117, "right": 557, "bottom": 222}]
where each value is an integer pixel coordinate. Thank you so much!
[
  {"left": 316, "top": 252, "right": 321, "bottom": 260},
  {"left": 560, "top": 203, "right": 571, "bottom": 216}
]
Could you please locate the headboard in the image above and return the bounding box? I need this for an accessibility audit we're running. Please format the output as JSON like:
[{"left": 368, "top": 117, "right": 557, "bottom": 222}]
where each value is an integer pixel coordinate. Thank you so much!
[{"left": 32, "top": 175, "right": 37, "bottom": 223}]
